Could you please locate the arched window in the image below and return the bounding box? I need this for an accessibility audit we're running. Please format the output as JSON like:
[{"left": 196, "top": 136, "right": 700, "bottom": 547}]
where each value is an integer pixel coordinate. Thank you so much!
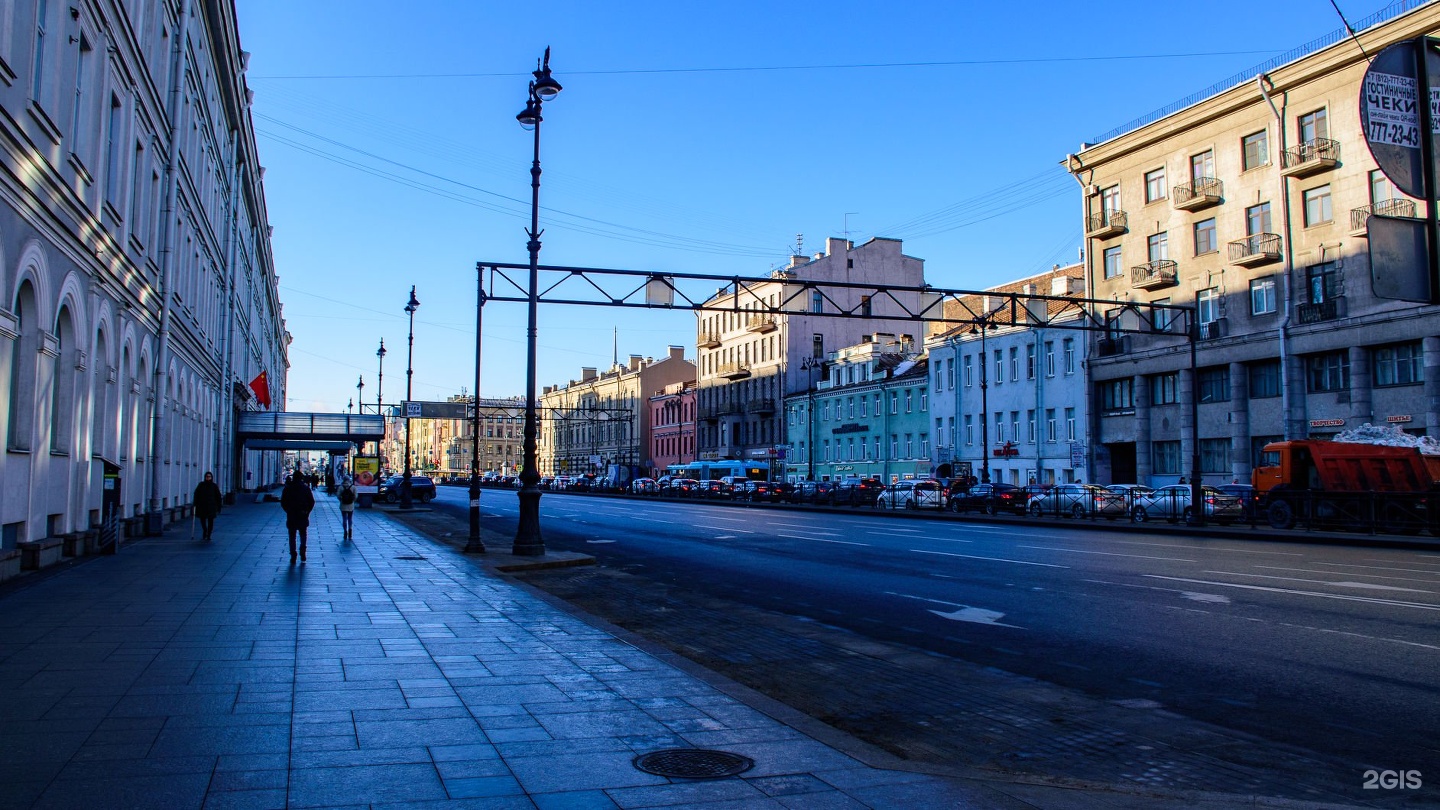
[
  {"left": 8, "top": 283, "right": 39, "bottom": 450},
  {"left": 50, "top": 305, "right": 76, "bottom": 453}
]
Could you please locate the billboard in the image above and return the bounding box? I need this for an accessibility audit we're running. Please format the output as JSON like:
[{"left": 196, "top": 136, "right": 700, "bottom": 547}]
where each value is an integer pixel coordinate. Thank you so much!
[{"left": 352, "top": 456, "right": 381, "bottom": 494}]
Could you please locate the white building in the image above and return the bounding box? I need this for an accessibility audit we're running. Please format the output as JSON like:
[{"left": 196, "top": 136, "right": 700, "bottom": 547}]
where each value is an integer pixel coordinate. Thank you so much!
[{"left": 1, "top": 0, "right": 287, "bottom": 544}]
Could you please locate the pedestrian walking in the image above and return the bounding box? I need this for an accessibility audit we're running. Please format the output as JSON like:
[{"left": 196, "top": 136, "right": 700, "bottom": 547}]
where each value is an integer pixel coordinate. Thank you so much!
[
  {"left": 281, "top": 473, "right": 315, "bottom": 565},
  {"left": 338, "top": 476, "right": 357, "bottom": 540},
  {"left": 193, "top": 472, "right": 223, "bottom": 541}
]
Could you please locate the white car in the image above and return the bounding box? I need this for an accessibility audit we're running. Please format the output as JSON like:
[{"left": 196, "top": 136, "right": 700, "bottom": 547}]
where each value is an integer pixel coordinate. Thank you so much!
[
  {"left": 875, "top": 479, "right": 946, "bottom": 510},
  {"left": 1130, "top": 485, "right": 1243, "bottom": 524},
  {"left": 630, "top": 477, "right": 659, "bottom": 495}
]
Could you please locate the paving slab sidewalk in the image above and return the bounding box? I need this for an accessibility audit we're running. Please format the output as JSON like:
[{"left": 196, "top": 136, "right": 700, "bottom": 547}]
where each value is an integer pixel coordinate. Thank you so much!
[{"left": 0, "top": 497, "right": 1367, "bottom": 810}]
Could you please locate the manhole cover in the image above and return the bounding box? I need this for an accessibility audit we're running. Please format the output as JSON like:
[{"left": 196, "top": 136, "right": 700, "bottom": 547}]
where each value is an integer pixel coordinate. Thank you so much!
[
  {"left": 633, "top": 748, "right": 754, "bottom": 779},
  {"left": 394, "top": 555, "right": 426, "bottom": 560}
]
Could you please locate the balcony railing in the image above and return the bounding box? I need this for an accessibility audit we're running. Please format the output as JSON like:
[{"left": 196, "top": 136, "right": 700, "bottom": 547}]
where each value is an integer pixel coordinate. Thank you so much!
[
  {"left": 716, "top": 361, "right": 751, "bottom": 380},
  {"left": 1173, "top": 177, "right": 1223, "bottom": 211},
  {"left": 1085, "top": 209, "right": 1128, "bottom": 238},
  {"left": 748, "top": 398, "right": 776, "bottom": 415},
  {"left": 745, "top": 314, "right": 778, "bottom": 333},
  {"left": 1131, "top": 259, "right": 1178, "bottom": 290},
  {"left": 1350, "top": 198, "right": 1417, "bottom": 235},
  {"left": 1281, "top": 138, "right": 1340, "bottom": 178},
  {"left": 1227, "top": 232, "right": 1282, "bottom": 267},
  {"left": 698, "top": 331, "right": 722, "bottom": 349},
  {"left": 1296, "top": 297, "right": 1343, "bottom": 325}
]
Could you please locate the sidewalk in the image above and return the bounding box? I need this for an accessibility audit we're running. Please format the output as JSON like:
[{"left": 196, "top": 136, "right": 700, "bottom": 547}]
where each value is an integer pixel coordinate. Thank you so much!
[{"left": 0, "top": 497, "right": 1364, "bottom": 810}]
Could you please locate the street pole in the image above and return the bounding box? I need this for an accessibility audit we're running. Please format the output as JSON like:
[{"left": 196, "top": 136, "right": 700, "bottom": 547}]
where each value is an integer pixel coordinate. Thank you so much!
[
  {"left": 975, "top": 320, "right": 991, "bottom": 484},
  {"left": 401, "top": 287, "right": 419, "bottom": 510},
  {"left": 466, "top": 263, "right": 486, "bottom": 553},
  {"left": 514, "top": 48, "right": 561, "bottom": 556},
  {"left": 1188, "top": 320, "right": 1206, "bottom": 526}
]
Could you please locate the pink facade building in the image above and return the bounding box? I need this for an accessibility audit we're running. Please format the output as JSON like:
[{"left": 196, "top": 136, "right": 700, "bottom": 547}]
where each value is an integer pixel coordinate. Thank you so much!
[{"left": 648, "top": 382, "right": 697, "bottom": 476}]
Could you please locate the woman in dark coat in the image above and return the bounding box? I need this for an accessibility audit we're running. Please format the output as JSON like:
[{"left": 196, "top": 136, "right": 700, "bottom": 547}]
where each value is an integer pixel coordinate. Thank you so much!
[
  {"left": 193, "top": 472, "right": 223, "bottom": 541},
  {"left": 280, "top": 473, "right": 315, "bottom": 564}
]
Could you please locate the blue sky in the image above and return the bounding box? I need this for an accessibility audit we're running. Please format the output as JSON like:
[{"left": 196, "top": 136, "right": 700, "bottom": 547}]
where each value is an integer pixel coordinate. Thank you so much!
[{"left": 234, "top": 0, "right": 1398, "bottom": 413}]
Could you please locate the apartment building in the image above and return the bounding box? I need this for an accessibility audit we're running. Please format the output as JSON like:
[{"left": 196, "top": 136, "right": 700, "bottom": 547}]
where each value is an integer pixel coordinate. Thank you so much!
[
  {"left": 927, "top": 265, "right": 1089, "bottom": 487},
  {"left": 648, "top": 382, "right": 696, "bottom": 477},
  {"left": 539, "top": 347, "right": 694, "bottom": 476},
  {"left": 1, "top": 0, "right": 287, "bottom": 544},
  {"left": 1068, "top": 3, "right": 1440, "bottom": 487},
  {"left": 695, "top": 237, "right": 928, "bottom": 467}
]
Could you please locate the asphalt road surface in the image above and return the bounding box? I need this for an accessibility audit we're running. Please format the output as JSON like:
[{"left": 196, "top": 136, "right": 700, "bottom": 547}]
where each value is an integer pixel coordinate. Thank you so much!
[{"left": 428, "top": 486, "right": 1440, "bottom": 802}]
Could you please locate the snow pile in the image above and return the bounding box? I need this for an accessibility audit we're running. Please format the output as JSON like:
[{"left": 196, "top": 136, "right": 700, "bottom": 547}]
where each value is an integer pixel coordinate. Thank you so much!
[{"left": 1335, "top": 423, "right": 1440, "bottom": 454}]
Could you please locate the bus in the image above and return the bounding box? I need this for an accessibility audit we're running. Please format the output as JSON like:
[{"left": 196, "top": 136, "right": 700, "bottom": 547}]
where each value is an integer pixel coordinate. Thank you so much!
[{"left": 665, "top": 460, "right": 769, "bottom": 482}]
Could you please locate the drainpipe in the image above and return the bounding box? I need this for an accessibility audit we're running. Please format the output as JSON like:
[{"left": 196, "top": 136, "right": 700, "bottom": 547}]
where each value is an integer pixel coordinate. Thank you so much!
[
  {"left": 146, "top": 0, "right": 194, "bottom": 533},
  {"left": 1259, "top": 73, "right": 1300, "bottom": 441},
  {"left": 1065, "top": 153, "right": 1100, "bottom": 479}
]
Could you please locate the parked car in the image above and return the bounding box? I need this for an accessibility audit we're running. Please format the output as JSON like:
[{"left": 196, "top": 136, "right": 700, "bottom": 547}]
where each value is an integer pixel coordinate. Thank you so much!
[
  {"left": 662, "top": 478, "right": 701, "bottom": 497},
  {"left": 1130, "top": 485, "right": 1244, "bottom": 524},
  {"left": 876, "top": 479, "right": 946, "bottom": 510},
  {"left": 377, "top": 474, "right": 437, "bottom": 504},
  {"left": 737, "top": 480, "right": 780, "bottom": 502},
  {"left": 789, "top": 480, "right": 834, "bottom": 504},
  {"left": 1027, "top": 483, "right": 1125, "bottom": 519},
  {"left": 1104, "top": 483, "right": 1157, "bottom": 510},
  {"left": 699, "top": 479, "right": 733, "bottom": 499},
  {"left": 631, "top": 477, "right": 659, "bottom": 495},
  {"left": 1217, "top": 483, "right": 1259, "bottom": 520},
  {"left": 946, "top": 482, "right": 1024, "bottom": 515},
  {"left": 830, "top": 477, "right": 885, "bottom": 507}
]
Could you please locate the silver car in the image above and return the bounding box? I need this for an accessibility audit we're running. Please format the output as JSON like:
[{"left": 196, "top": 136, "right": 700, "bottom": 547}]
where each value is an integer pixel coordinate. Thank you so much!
[
  {"left": 1027, "top": 484, "right": 1126, "bottom": 519},
  {"left": 876, "top": 479, "right": 946, "bottom": 510},
  {"left": 1130, "top": 485, "right": 1243, "bottom": 524}
]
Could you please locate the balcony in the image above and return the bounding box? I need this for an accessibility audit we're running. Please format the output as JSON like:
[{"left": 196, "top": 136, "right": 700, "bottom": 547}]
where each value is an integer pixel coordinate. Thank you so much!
[
  {"left": 716, "top": 361, "right": 751, "bottom": 380},
  {"left": 745, "top": 314, "right": 778, "bottom": 333},
  {"left": 1198, "top": 318, "right": 1227, "bottom": 341},
  {"left": 1131, "top": 259, "right": 1178, "bottom": 290},
  {"left": 1350, "top": 198, "right": 1417, "bottom": 237},
  {"left": 748, "top": 398, "right": 776, "bottom": 415},
  {"left": 1085, "top": 209, "right": 1128, "bottom": 239},
  {"left": 1172, "top": 177, "right": 1223, "bottom": 211},
  {"left": 1096, "top": 336, "right": 1130, "bottom": 357},
  {"left": 1281, "top": 138, "right": 1340, "bottom": 178},
  {"left": 1227, "top": 233, "right": 1282, "bottom": 267},
  {"left": 698, "top": 331, "right": 722, "bottom": 349},
  {"left": 1296, "top": 297, "right": 1344, "bottom": 325}
]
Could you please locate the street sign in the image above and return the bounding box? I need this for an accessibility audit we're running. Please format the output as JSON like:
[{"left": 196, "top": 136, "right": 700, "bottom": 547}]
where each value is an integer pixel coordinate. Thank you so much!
[
  {"left": 402, "top": 401, "right": 469, "bottom": 419},
  {"left": 1070, "top": 442, "right": 1086, "bottom": 468}
]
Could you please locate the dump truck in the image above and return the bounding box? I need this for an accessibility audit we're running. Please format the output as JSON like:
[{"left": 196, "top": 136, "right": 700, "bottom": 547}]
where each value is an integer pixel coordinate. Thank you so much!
[{"left": 1251, "top": 440, "right": 1439, "bottom": 532}]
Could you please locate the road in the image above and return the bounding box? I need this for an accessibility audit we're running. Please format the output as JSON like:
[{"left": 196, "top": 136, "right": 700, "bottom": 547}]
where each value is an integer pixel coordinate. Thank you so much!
[{"left": 427, "top": 486, "right": 1440, "bottom": 800}]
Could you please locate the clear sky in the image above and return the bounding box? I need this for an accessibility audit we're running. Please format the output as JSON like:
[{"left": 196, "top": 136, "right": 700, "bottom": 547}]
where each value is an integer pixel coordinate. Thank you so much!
[{"left": 233, "top": 0, "right": 1396, "bottom": 413}]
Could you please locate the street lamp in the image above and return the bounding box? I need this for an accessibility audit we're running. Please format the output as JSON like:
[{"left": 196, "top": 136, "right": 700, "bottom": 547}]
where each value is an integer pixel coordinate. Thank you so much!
[
  {"left": 969, "top": 318, "right": 998, "bottom": 484},
  {"left": 799, "top": 355, "right": 824, "bottom": 481},
  {"left": 465, "top": 263, "right": 486, "bottom": 553},
  {"left": 356, "top": 375, "right": 364, "bottom": 415},
  {"left": 513, "top": 48, "right": 562, "bottom": 556},
  {"left": 347, "top": 398, "right": 353, "bottom": 414},
  {"left": 401, "top": 286, "right": 420, "bottom": 510},
  {"left": 376, "top": 340, "right": 387, "bottom": 414}
]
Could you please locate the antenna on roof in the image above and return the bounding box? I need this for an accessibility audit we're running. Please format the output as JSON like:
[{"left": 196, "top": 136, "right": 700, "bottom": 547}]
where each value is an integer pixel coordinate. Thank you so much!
[{"left": 794, "top": 233, "right": 804, "bottom": 256}]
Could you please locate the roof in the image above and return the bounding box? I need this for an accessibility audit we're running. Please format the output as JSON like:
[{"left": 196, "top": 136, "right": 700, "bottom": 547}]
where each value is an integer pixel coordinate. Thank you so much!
[{"left": 932, "top": 264, "right": 1086, "bottom": 340}]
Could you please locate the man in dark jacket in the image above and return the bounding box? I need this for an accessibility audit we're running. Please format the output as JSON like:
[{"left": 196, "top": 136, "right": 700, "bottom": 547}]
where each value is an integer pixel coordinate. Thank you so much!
[
  {"left": 280, "top": 473, "right": 315, "bottom": 564},
  {"left": 193, "top": 472, "right": 223, "bottom": 541}
]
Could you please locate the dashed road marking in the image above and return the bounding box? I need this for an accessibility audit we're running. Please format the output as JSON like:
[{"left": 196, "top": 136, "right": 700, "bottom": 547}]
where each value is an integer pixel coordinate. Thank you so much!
[
  {"left": 1018, "top": 544, "right": 1194, "bottom": 562},
  {"left": 1202, "top": 570, "right": 1433, "bottom": 594},
  {"left": 912, "top": 549, "right": 1068, "bottom": 568}
]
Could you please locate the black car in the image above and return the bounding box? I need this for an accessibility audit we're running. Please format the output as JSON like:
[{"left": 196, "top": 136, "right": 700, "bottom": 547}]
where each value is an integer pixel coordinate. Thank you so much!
[
  {"left": 377, "top": 475, "right": 436, "bottom": 503},
  {"left": 946, "top": 482, "right": 1025, "bottom": 515},
  {"left": 790, "top": 480, "right": 835, "bottom": 504},
  {"left": 699, "top": 479, "right": 733, "bottom": 499},
  {"left": 738, "top": 480, "right": 781, "bottom": 502},
  {"left": 830, "top": 477, "right": 884, "bottom": 507}
]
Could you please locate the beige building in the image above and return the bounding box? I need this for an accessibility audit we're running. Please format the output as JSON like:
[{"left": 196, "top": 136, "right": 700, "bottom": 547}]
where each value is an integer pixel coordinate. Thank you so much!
[
  {"left": 1067, "top": 3, "right": 1440, "bottom": 487},
  {"left": 539, "top": 347, "right": 694, "bottom": 476}
]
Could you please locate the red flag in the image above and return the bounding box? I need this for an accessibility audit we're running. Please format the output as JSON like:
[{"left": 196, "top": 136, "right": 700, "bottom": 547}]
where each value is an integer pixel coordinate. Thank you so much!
[{"left": 248, "top": 371, "right": 271, "bottom": 408}]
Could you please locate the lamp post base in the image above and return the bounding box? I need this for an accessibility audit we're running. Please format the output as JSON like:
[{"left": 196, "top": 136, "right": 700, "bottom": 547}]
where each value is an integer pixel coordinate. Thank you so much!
[
  {"left": 513, "top": 489, "right": 544, "bottom": 555},
  {"left": 464, "top": 482, "right": 486, "bottom": 553}
]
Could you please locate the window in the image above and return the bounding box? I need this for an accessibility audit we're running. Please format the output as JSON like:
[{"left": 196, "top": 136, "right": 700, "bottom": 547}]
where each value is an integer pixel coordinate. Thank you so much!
[
  {"left": 920, "top": 433, "right": 929, "bottom": 458},
  {"left": 1191, "top": 149, "right": 1215, "bottom": 182},
  {"left": 1045, "top": 409, "right": 1057, "bottom": 442},
  {"left": 1370, "top": 169, "right": 1397, "bottom": 204},
  {"left": 860, "top": 296, "right": 871, "bottom": 317},
  {"left": 1303, "top": 185, "right": 1332, "bottom": 226},
  {"left": 1044, "top": 341, "right": 1055, "bottom": 377},
  {"left": 891, "top": 435, "right": 898, "bottom": 458},
  {"left": 1197, "top": 287, "right": 1220, "bottom": 324},
  {"left": 1026, "top": 344, "right": 1036, "bottom": 379},
  {"left": 964, "top": 415, "right": 973, "bottom": 445},
  {"left": 1027, "top": 410, "right": 1036, "bottom": 443},
  {"left": 963, "top": 355, "right": 973, "bottom": 387},
  {"left": 1063, "top": 339, "right": 1075, "bottom": 374},
  {"left": 1100, "top": 378, "right": 1134, "bottom": 413},
  {"left": 946, "top": 358, "right": 954, "bottom": 390},
  {"left": 1252, "top": 435, "right": 1283, "bottom": 467},
  {"left": 1249, "top": 360, "right": 1282, "bottom": 398},
  {"left": 904, "top": 389, "right": 913, "bottom": 413},
  {"left": 1151, "top": 373, "right": 1179, "bottom": 405},
  {"left": 1299, "top": 108, "right": 1329, "bottom": 143},
  {"left": 33, "top": 0, "right": 50, "bottom": 102},
  {"left": 1103, "top": 246, "right": 1122, "bottom": 279},
  {"left": 811, "top": 291, "right": 823, "bottom": 313},
  {"left": 994, "top": 412, "right": 1004, "bottom": 443},
  {"left": 1246, "top": 202, "right": 1273, "bottom": 237},
  {"left": 1065, "top": 408, "right": 1076, "bottom": 442},
  {"left": 920, "top": 390, "right": 927, "bottom": 411},
  {"left": 1147, "top": 232, "right": 1169, "bottom": 262},
  {"left": 811, "top": 333, "right": 824, "bottom": 359},
  {"left": 1307, "top": 262, "right": 1341, "bottom": 303},
  {"left": 1009, "top": 347, "right": 1019, "bottom": 381},
  {"left": 993, "top": 350, "right": 1003, "bottom": 386},
  {"left": 1101, "top": 184, "right": 1121, "bottom": 213},
  {"left": 1194, "top": 218, "right": 1217, "bottom": 255},
  {"left": 1307, "top": 351, "right": 1350, "bottom": 392},
  {"left": 1199, "top": 366, "right": 1230, "bottom": 403},
  {"left": 1145, "top": 167, "right": 1167, "bottom": 202},
  {"left": 889, "top": 392, "right": 898, "bottom": 414},
  {"left": 1242, "top": 130, "right": 1269, "bottom": 170},
  {"left": 1153, "top": 441, "right": 1182, "bottom": 475},
  {"left": 1010, "top": 412, "right": 1020, "bottom": 445},
  {"left": 1375, "top": 342, "right": 1422, "bottom": 387},
  {"left": 1200, "top": 439, "right": 1231, "bottom": 474},
  {"left": 1250, "top": 277, "right": 1276, "bottom": 315},
  {"left": 934, "top": 363, "right": 943, "bottom": 393},
  {"left": 904, "top": 434, "right": 914, "bottom": 458}
]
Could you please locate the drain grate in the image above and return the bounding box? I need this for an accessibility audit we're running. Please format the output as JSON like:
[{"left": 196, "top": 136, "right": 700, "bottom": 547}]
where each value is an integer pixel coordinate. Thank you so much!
[
  {"left": 633, "top": 748, "right": 754, "bottom": 779},
  {"left": 393, "top": 555, "right": 427, "bottom": 560}
]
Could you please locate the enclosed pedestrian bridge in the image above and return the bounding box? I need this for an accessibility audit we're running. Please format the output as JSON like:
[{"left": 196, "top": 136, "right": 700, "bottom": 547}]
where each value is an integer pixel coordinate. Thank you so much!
[{"left": 235, "top": 412, "right": 385, "bottom": 452}]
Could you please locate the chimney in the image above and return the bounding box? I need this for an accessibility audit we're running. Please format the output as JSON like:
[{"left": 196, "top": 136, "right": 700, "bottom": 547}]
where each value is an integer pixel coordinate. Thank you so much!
[
  {"left": 789, "top": 255, "right": 808, "bottom": 269},
  {"left": 826, "top": 237, "right": 851, "bottom": 257},
  {"left": 1051, "top": 275, "right": 1081, "bottom": 296},
  {"left": 628, "top": 354, "right": 643, "bottom": 371},
  {"left": 1022, "top": 283, "right": 1046, "bottom": 324},
  {"left": 668, "top": 345, "right": 685, "bottom": 361},
  {"left": 581, "top": 367, "right": 597, "bottom": 381}
]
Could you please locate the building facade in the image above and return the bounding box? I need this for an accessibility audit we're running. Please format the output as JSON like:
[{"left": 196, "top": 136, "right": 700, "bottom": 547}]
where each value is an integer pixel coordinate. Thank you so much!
[
  {"left": 927, "top": 266, "right": 1089, "bottom": 487},
  {"left": 1069, "top": 3, "right": 1440, "bottom": 487},
  {"left": 539, "top": 347, "right": 694, "bottom": 476},
  {"left": 648, "top": 381, "right": 696, "bottom": 477},
  {"left": 1, "top": 0, "right": 288, "bottom": 545},
  {"left": 696, "top": 237, "right": 929, "bottom": 468}
]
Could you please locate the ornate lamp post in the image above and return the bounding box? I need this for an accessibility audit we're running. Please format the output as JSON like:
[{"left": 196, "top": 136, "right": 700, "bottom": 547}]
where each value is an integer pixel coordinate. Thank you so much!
[
  {"left": 970, "top": 318, "right": 997, "bottom": 484},
  {"left": 401, "top": 287, "right": 419, "bottom": 510},
  {"left": 513, "top": 48, "right": 562, "bottom": 556},
  {"left": 357, "top": 375, "right": 364, "bottom": 415},
  {"left": 465, "top": 264, "right": 486, "bottom": 553},
  {"left": 799, "top": 355, "right": 824, "bottom": 480}
]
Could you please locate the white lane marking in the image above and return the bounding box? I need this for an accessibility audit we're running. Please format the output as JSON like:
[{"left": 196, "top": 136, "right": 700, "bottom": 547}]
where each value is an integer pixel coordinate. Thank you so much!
[
  {"left": 768, "top": 522, "right": 820, "bottom": 529},
  {"left": 1105, "top": 539, "right": 1304, "bottom": 556},
  {"left": 1310, "top": 561, "right": 1440, "bottom": 575},
  {"left": 1182, "top": 592, "right": 1231, "bottom": 603},
  {"left": 586, "top": 539, "right": 615, "bottom": 544},
  {"left": 1364, "top": 557, "right": 1440, "bottom": 566},
  {"left": 1202, "top": 570, "right": 1433, "bottom": 594},
  {"left": 1018, "top": 544, "right": 1195, "bottom": 562},
  {"left": 885, "top": 592, "right": 1023, "bottom": 628},
  {"left": 1143, "top": 575, "right": 1440, "bottom": 611},
  {"left": 696, "top": 525, "right": 755, "bottom": 533},
  {"left": 776, "top": 533, "right": 870, "bottom": 546},
  {"left": 1080, "top": 578, "right": 1230, "bottom": 604},
  {"left": 912, "top": 549, "right": 1069, "bottom": 568},
  {"left": 1252, "top": 565, "right": 1440, "bottom": 585}
]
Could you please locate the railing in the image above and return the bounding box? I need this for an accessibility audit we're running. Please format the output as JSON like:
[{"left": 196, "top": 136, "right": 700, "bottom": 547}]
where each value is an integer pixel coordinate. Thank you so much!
[
  {"left": 1296, "top": 297, "right": 1341, "bottom": 324},
  {"left": 1085, "top": 209, "right": 1128, "bottom": 235},
  {"left": 698, "top": 331, "right": 722, "bottom": 348},
  {"left": 745, "top": 314, "right": 778, "bottom": 333},
  {"left": 1281, "top": 138, "right": 1340, "bottom": 171},
  {"left": 716, "top": 361, "right": 752, "bottom": 379},
  {"left": 1227, "top": 232, "right": 1282, "bottom": 262},
  {"left": 1350, "top": 198, "right": 1417, "bottom": 231},
  {"left": 748, "top": 398, "right": 776, "bottom": 414},
  {"left": 1172, "top": 177, "right": 1223, "bottom": 207},
  {"left": 1131, "top": 259, "right": 1178, "bottom": 289}
]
